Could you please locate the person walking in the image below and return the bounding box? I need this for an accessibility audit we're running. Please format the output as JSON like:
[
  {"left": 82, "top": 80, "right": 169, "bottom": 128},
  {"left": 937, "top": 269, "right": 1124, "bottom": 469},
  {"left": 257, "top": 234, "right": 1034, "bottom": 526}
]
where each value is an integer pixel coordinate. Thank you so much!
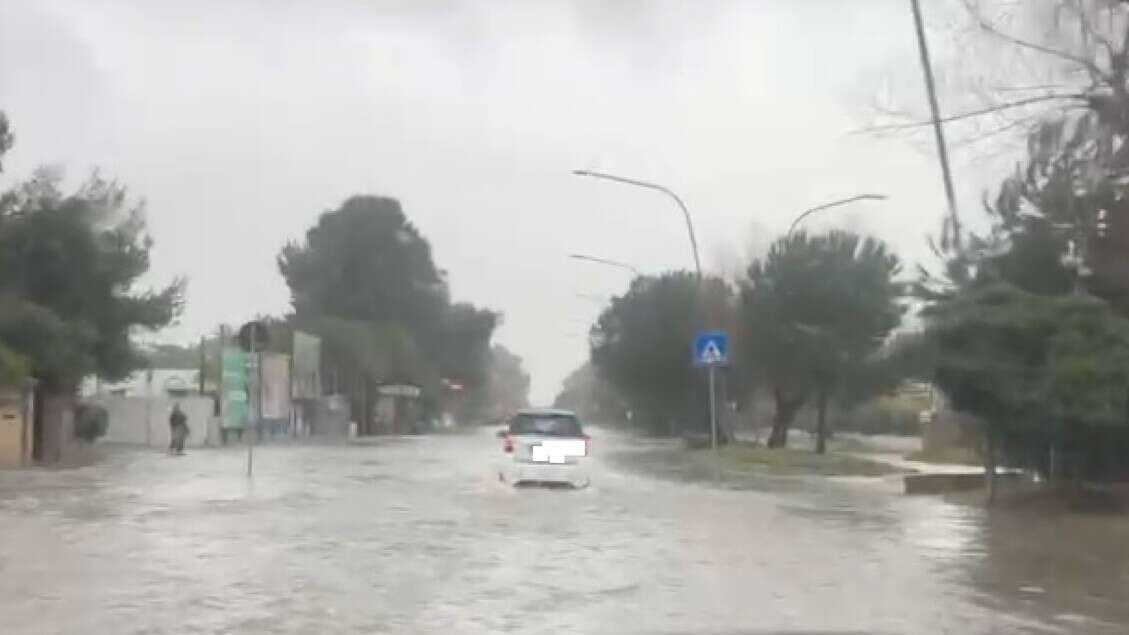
[{"left": 169, "top": 403, "right": 189, "bottom": 455}]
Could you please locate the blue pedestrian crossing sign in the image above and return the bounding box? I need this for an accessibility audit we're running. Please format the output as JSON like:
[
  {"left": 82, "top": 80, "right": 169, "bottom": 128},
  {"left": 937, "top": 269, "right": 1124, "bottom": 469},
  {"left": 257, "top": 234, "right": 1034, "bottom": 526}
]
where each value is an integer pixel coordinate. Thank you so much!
[{"left": 693, "top": 331, "right": 730, "bottom": 367}]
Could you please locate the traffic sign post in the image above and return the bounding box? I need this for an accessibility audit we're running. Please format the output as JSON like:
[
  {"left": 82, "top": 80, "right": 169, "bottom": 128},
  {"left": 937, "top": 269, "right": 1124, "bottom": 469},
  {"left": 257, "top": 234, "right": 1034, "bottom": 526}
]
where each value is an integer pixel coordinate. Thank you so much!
[
  {"left": 693, "top": 332, "right": 729, "bottom": 456},
  {"left": 694, "top": 331, "right": 729, "bottom": 368},
  {"left": 239, "top": 320, "right": 268, "bottom": 478}
]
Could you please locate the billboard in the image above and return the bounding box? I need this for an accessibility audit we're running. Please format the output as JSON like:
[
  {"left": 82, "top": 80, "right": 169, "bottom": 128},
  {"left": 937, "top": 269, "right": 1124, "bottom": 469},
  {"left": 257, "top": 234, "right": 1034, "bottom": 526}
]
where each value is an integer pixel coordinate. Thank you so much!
[
  {"left": 291, "top": 331, "right": 321, "bottom": 399},
  {"left": 260, "top": 352, "right": 291, "bottom": 420},
  {"left": 221, "top": 348, "right": 248, "bottom": 430}
]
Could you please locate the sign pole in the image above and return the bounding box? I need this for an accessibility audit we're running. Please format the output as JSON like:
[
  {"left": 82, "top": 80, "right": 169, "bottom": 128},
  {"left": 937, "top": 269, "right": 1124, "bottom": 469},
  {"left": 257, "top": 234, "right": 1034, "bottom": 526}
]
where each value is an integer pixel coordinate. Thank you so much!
[
  {"left": 247, "top": 325, "right": 255, "bottom": 478},
  {"left": 708, "top": 365, "right": 718, "bottom": 453},
  {"left": 694, "top": 330, "right": 728, "bottom": 482}
]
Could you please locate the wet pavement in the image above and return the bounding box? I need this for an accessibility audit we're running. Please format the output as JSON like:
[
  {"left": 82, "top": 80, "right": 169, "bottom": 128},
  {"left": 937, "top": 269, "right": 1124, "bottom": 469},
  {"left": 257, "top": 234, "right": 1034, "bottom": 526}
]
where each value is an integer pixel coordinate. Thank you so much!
[{"left": 1, "top": 427, "right": 1127, "bottom": 634}]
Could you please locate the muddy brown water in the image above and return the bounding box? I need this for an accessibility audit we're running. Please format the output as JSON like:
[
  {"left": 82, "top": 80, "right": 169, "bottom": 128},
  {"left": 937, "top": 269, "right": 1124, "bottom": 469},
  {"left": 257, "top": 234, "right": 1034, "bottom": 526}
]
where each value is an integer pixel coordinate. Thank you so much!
[{"left": 0, "top": 428, "right": 1126, "bottom": 634}]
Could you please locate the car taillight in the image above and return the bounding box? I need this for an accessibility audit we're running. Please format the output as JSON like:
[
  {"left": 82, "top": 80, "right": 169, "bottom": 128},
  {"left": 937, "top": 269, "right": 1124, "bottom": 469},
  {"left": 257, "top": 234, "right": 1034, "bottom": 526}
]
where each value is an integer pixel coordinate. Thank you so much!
[{"left": 503, "top": 434, "right": 513, "bottom": 453}]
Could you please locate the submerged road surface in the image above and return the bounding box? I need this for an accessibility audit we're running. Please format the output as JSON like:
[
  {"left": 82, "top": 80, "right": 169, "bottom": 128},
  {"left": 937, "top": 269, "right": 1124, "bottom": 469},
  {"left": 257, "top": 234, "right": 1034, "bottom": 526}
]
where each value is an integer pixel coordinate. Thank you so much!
[{"left": 1, "top": 427, "right": 1126, "bottom": 634}]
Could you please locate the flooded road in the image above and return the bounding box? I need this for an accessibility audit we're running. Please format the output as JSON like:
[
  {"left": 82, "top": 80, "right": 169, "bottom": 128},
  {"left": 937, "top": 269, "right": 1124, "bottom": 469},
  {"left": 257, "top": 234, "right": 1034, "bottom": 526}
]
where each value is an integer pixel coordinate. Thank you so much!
[{"left": 1, "top": 428, "right": 1127, "bottom": 634}]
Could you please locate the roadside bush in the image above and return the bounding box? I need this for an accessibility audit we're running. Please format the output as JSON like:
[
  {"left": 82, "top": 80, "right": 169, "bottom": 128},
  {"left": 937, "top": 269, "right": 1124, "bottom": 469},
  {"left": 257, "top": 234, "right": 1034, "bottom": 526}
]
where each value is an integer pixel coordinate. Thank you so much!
[{"left": 74, "top": 403, "right": 108, "bottom": 442}]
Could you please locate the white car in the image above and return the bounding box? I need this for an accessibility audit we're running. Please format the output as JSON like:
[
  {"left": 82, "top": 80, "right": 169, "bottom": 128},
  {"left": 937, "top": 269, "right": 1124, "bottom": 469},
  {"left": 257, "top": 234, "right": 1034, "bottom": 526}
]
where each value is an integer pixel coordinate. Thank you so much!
[{"left": 497, "top": 408, "right": 591, "bottom": 487}]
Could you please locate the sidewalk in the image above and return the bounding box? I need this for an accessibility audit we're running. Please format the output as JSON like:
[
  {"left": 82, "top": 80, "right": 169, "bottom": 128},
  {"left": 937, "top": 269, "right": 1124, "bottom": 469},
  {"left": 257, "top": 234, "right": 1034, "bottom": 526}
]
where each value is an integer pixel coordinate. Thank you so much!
[{"left": 859, "top": 452, "right": 987, "bottom": 475}]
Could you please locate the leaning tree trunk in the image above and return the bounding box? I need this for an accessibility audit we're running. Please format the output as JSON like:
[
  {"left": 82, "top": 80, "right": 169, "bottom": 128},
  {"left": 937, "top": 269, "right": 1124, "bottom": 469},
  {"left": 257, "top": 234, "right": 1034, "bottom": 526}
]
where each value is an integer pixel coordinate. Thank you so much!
[
  {"left": 32, "top": 386, "right": 76, "bottom": 465},
  {"left": 768, "top": 388, "right": 803, "bottom": 449},
  {"left": 767, "top": 424, "right": 785, "bottom": 448},
  {"left": 815, "top": 390, "right": 830, "bottom": 455}
]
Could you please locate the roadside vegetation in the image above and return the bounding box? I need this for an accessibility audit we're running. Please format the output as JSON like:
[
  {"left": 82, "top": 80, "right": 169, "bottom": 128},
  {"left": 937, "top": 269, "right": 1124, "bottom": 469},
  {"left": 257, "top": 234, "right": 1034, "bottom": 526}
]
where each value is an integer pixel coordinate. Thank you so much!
[
  {"left": 560, "top": 3, "right": 1129, "bottom": 505},
  {"left": 0, "top": 112, "right": 184, "bottom": 447},
  {"left": 6, "top": 2, "right": 1129, "bottom": 505},
  {"left": 276, "top": 196, "right": 529, "bottom": 427},
  {"left": 609, "top": 442, "right": 908, "bottom": 489},
  {"left": 0, "top": 109, "right": 531, "bottom": 451}
]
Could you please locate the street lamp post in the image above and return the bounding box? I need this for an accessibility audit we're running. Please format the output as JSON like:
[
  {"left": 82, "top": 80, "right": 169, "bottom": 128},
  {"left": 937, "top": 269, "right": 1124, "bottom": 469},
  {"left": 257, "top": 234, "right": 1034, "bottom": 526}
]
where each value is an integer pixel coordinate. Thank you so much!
[
  {"left": 786, "top": 194, "right": 888, "bottom": 238},
  {"left": 571, "top": 170, "right": 702, "bottom": 279},
  {"left": 568, "top": 253, "right": 641, "bottom": 276},
  {"left": 572, "top": 169, "right": 721, "bottom": 458}
]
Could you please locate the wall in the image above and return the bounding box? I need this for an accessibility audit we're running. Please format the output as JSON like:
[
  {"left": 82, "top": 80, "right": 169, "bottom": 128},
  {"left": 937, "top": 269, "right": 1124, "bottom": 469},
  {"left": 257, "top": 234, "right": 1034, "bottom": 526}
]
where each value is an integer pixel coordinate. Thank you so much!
[
  {"left": 86, "top": 395, "right": 217, "bottom": 448},
  {"left": 0, "top": 388, "right": 30, "bottom": 468}
]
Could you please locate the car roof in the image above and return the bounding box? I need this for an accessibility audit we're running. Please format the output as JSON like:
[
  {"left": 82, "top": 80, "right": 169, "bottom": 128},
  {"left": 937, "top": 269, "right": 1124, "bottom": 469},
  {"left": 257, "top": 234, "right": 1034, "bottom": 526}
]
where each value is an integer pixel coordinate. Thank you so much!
[{"left": 515, "top": 408, "right": 577, "bottom": 417}]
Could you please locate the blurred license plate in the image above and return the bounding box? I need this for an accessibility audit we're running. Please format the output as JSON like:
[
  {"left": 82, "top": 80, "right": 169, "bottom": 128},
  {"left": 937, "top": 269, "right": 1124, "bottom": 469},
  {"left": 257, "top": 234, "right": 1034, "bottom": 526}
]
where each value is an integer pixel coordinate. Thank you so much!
[{"left": 530, "top": 439, "right": 584, "bottom": 463}]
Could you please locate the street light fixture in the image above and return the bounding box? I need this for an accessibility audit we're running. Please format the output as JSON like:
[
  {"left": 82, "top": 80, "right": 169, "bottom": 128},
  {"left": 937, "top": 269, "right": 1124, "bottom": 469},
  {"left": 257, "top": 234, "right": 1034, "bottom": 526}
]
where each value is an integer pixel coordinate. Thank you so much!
[
  {"left": 571, "top": 169, "right": 702, "bottom": 279},
  {"left": 572, "top": 169, "right": 720, "bottom": 457},
  {"left": 568, "top": 253, "right": 641, "bottom": 276},
  {"left": 786, "top": 194, "right": 888, "bottom": 238}
]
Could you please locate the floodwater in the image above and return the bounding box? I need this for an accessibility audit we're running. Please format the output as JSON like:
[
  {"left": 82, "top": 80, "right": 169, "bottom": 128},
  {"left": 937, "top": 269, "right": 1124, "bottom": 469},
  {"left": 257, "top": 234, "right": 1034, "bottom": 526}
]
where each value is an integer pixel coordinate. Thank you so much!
[{"left": 1, "top": 428, "right": 1127, "bottom": 634}]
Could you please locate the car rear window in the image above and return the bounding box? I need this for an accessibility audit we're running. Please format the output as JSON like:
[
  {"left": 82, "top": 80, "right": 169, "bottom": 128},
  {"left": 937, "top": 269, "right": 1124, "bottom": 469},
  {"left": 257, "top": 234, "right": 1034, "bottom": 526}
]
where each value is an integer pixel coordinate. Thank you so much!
[{"left": 509, "top": 414, "right": 583, "bottom": 437}]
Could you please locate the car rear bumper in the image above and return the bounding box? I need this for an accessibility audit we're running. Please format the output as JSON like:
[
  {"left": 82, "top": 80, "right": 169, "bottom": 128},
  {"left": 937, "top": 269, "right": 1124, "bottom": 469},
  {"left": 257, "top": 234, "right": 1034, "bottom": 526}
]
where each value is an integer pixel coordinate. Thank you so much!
[{"left": 502, "top": 461, "right": 589, "bottom": 487}]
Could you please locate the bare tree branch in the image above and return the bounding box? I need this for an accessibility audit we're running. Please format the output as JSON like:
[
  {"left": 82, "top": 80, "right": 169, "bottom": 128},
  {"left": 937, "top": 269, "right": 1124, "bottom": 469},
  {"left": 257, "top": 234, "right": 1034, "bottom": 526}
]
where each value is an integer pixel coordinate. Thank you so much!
[
  {"left": 991, "top": 83, "right": 1078, "bottom": 92},
  {"left": 852, "top": 93, "right": 1088, "bottom": 135},
  {"left": 962, "top": 0, "right": 1111, "bottom": 82},
  {"left": 952, "top": 113, "right": 1044, "bottom": 147},
  {"left": 1064, "top": 0, "right": 1115, "bottom": 60}
]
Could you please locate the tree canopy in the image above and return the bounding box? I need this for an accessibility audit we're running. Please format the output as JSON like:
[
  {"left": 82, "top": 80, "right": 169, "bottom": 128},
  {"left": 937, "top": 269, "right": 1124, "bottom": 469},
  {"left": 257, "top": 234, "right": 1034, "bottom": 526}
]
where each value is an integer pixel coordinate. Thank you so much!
[
  {"left": 590, "top": 271, "right": 731, "bottom": 436},
  {"left": 278, "top": 196, "right": 448, "bottom": 335},
  {"left": 739, "top": 231, "right": 904, "bottom": 450},
  {"left": 0, "top": 168, "right": 183, "bottom": 390},
  {"left": 924, "top": 283, "right": 1129, "bottom": 481},
  {"left": 0, "top": 340, "right": 29, "bottom": 387},
  {"left": 430, "top": 302, "right": 498, "bottom": 390},
  {"left": 278, "top": 194, "right": 499, "bottom": 421},
  {"left": 903, "top": 5, "right": 1129, "bottom": 486}
]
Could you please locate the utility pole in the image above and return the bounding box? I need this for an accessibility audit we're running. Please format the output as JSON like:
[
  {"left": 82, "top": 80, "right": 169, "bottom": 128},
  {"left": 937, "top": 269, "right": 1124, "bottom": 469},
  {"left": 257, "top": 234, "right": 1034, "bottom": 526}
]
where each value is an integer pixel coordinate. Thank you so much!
[{"left": 909, "top": 0, "right": 961, "bottom": 247}]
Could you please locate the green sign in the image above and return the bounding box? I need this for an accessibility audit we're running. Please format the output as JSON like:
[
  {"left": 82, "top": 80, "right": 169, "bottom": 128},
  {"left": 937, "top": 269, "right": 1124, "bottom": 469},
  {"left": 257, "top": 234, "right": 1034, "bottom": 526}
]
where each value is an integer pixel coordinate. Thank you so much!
[{"left": 221, "top": 348, "right": 249, "bottom": 430}]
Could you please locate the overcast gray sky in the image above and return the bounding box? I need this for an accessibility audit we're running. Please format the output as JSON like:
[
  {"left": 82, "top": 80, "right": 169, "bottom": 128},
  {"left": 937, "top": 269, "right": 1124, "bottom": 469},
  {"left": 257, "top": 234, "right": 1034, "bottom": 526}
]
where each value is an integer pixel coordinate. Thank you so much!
[{"left": 0, "top": 0, "right": 1008, "bottom": 403}]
